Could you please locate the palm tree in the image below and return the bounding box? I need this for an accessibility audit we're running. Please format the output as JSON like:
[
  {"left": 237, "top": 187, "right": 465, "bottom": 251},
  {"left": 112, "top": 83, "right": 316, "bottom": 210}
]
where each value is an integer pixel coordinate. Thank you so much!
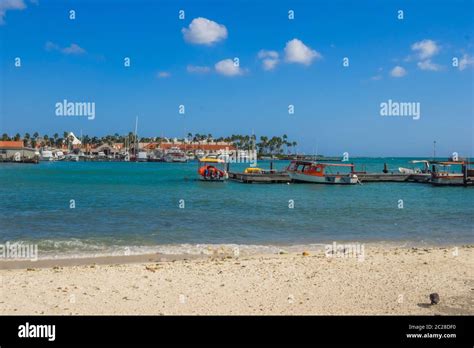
[{"left": 23, "top": 133, "right": 31, "bottom": 147}]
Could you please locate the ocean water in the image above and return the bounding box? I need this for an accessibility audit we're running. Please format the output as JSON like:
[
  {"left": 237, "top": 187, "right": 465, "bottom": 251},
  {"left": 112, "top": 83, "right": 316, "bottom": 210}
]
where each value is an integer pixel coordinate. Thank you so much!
[{"left": 0, "top": 158, "right": 473, "bottom": 259}]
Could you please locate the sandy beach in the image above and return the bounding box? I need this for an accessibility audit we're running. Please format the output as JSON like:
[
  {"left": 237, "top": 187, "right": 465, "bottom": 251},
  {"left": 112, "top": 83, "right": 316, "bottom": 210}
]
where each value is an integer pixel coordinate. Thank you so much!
[{"left": 0, "top": 244, "right": 473, "bottom": 315}]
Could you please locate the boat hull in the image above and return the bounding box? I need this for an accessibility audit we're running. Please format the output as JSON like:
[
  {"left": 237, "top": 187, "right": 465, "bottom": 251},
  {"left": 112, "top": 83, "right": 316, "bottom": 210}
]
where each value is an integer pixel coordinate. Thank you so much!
[
  {"left": 431, "top": 175, "right": 471, "bottom": 186},
  {"left": 288, "top": 172, "right": 358, "bottom": 184}
]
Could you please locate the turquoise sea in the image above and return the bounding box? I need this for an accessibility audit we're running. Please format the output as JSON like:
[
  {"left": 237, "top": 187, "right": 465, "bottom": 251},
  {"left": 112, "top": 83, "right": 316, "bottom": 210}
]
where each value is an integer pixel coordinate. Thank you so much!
[{"left": 0, "top": 158, "right": 473, "bottom": 258}]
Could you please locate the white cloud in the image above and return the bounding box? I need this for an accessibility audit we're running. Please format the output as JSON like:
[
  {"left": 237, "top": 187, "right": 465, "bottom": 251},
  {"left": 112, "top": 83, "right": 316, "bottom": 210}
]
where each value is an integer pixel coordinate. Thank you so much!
[
  {"left": 61, "top": 43, "right": 86, "bottom": 55},
  {"left": 459, "top": 54, "right": 474, "bottom": 71},
  {"left": 262, "top": 59, "right": 279, "bottom": 71},
  {"left": 44, "top": 41, "right": 59, "bottom": 51},
  {"left": 411, "top": 39, "right": 440, "bottom": 60},
  {"left": 187, "top": 65, "right": 211, "bottom": 74},
  {"left": 257, "top": 50, "right": 279, "bottom": 70},
  {"left": 417, "top": 59, "right": 441, "bottom": 71},
  {"left": 45, "top": 42, "right": 86, "bottom": 55},
  {"left": 157, "top": 71, "right": 171, "bottom": 78},
  {"left": 214, "top": 59, "right": 243, "bottom": 76},
  {"left": 258, "top": 50, "right": 278, "bottom": 59},
  {"left": 284, "top": 38, "right": 321, "bottom": 65},
  {"left": 0, "top": 0, "right": 27, "bottom": 25},
  {"left": 390, "top": 66, "right": 407, "bottom": 77},
  {"left": 182, "top": 17, "right": 227, "bottom": 45}
]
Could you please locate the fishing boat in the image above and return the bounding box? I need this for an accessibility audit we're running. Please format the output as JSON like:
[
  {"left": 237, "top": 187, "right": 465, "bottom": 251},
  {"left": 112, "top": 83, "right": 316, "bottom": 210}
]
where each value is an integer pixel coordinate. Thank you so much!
[
  {"left": 430, "top": 161, "right": 474, "bottom": 186},
  {"left": 197, "top": 157, "right": 228, "bottom": 181},
  {"left": 164, "top": 147, "right": 187, "bottom": 163},
  {"left": 286, "top": 160, "right": 359, "bottom": 184}
]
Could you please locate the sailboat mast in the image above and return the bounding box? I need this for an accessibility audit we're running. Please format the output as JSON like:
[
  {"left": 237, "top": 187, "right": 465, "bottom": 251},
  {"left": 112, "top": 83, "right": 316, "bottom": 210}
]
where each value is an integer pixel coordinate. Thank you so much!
[{"left": 134, "top": 116, "right": 138, "bottom": 158}]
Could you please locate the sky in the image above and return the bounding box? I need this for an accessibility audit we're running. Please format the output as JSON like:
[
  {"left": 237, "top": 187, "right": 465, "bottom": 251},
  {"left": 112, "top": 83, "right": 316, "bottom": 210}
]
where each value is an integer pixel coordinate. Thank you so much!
[{"left": 0, "top": 0, "right": 473, "bottom": 156}]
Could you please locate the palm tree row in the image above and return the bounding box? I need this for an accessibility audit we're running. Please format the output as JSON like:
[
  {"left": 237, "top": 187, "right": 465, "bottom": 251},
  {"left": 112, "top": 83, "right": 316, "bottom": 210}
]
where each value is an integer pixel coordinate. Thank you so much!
[{"left": 1, "top": 132, "right": 297, "bottom": 155}]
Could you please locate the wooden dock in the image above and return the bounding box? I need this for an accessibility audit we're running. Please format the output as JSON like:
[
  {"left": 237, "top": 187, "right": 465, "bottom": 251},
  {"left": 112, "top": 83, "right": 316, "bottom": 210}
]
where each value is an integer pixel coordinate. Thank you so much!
[
  {"left": 228, "top": 171, "right": 291, "bottom": 183},
  {"left": 228, "top": 171, "right": 432, "bottom": 184},
  {"left": 356, "top": 173, "right": 431, "bottom": 183}
]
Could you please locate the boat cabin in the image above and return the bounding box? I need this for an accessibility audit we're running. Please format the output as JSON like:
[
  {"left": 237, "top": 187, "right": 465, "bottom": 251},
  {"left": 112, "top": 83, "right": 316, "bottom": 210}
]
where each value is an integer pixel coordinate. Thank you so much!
[{"left": 287, "top": 160, "right": 355, "bottom": 176}]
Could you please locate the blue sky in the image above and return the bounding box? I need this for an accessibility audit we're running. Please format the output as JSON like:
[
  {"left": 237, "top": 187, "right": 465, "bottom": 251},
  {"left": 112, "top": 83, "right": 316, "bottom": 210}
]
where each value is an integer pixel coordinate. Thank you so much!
[{"left": 1, "top": 0, "right": 473, "bottom": 156}]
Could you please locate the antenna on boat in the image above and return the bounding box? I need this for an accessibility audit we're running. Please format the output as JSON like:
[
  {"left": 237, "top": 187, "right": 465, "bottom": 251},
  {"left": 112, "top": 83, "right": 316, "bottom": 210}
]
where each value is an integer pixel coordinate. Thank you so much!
[{"left": 433, "top": 140, "right": 437, "bottom": 160}]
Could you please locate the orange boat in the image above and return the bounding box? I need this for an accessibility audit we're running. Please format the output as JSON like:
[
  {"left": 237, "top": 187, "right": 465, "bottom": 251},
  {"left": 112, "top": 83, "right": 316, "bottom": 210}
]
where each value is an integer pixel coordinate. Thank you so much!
[
  {"left": 286, "top": 160, "right": 358, "bottom": 184},
  {"left": 198, "top": 157, "right": 229, "bottom": 181}
]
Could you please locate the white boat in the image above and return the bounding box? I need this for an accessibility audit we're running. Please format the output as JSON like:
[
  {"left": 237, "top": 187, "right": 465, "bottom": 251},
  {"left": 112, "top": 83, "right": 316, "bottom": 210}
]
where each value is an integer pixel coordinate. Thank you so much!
[
  {"left": 398, "top": 160, "right": 430, "bottom": 174},
  {"left": 55, "top": 151, "right": 65, "bottom": 161},
  {"left": 137, "top": 151, "right": 148, "bottom": 162},
  {"left": 195, "top": 150, "right": 206, "bottom": 159},
  {"left": 286, "top": 160, "right": 359, "bottom": 184},
  {"left": 164, "top": 147, "right": 187, "bottom": 162},
  {"left": 39, "top": 150, "right": 55, "bottom": 161},
  {"left": 65, "top": 154, "right": 80, "bottom": 161}
]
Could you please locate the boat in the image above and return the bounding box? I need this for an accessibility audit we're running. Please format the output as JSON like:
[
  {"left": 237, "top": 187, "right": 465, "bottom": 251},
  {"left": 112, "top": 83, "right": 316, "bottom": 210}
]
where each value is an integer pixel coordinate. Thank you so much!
[
  {"left": 430, "top": 161, "right": 474, "bottom": 186},
  {"left": 399, "top": 160, "right": 430, "bottom": 174},
  {"left": 137, "top": 151, "right": 148, "bottom": 162},
  {"left": 244, "top": 167, "right": 264, "bottom": 174},
  {"left": 195, "top": 149, "right": 206, "bottom": 159},
  {"left": 64, "top": 153, "right": 80, "bottom": 161},
  {"left": 398, "top": 160, "right": 432, "bottom": 182},
  {"left": 186, "top": 151, "right": 196, "bottom": 161},
  {"left": 39, "top": 149, "right": 55, "bottom": 161},
  {"left": 164, "top": 147, "right": 187, "bottom": 163},
  {"left": 286, "top": 160, "right": 359, "bottom": 184},
  {"left": 197, "top": 157, "right": 228, "bottom": 181},
  {"left": 55, "top": 151, "right": 65, "bottom": 161}
]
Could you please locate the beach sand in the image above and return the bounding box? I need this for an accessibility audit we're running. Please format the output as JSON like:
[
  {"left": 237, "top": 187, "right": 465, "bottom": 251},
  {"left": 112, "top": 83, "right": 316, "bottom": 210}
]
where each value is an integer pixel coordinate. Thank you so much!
[{"left": 0, "top": 244, "right": 473, "bottom": 315}]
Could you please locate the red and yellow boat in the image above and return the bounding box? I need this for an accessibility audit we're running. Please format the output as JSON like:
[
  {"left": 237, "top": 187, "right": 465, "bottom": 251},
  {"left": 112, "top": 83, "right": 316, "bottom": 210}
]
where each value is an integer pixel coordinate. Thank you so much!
[{"left": 198, "top": 157, "right": 229, "bottom": 181}]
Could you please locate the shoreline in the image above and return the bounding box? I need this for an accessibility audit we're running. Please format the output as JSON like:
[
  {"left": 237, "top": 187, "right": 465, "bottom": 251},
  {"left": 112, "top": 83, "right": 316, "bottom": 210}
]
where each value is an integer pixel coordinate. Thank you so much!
[
  {"left": 1, "top": 241, "right": 472, "bottom": 269},
  {"left": 1, "top": 244, "right": 472, "bottom": 315}
]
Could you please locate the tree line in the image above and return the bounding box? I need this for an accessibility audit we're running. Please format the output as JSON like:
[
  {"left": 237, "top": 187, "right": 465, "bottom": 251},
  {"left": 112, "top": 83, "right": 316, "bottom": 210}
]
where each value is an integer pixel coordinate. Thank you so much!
[{"left": 1, "top": 132, "right": 298, "bottom": 155}]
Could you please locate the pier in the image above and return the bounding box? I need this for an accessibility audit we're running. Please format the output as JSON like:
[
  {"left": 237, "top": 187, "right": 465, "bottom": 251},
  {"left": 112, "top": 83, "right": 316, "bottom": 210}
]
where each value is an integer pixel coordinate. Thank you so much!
[
  {"left": 228, "top": 171, "right": 291, "bottom": 183},
  {"left": 356, "top": 173, "right": 431, "bottom": 183}
]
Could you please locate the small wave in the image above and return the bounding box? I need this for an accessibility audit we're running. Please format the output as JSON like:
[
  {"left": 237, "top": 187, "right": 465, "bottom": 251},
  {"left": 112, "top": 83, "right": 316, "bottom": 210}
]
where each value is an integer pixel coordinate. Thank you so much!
[{"left": 7, "top": 239, "right": 329, "bottom": 260}]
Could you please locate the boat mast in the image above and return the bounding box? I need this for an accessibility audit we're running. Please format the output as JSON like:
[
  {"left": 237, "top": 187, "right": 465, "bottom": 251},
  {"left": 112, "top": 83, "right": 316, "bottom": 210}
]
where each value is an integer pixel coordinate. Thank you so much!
[{"left": 134, "top": 116, "right": 138, "bottom": 158}]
